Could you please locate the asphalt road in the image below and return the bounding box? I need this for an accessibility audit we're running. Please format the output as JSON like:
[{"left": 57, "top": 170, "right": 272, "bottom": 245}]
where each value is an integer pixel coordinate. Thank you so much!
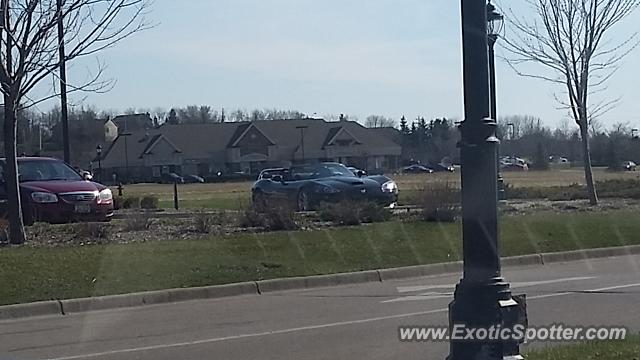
[{"left": 2, "top": 255, "right": 640, "bottom": 360}]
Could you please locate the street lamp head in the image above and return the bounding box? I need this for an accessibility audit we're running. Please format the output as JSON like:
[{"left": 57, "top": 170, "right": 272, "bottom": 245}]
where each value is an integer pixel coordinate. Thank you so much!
[
  {"left": 96, "top": 145, "right": 103, "bottom": 156},
  {"left": 487, "top": 1, "right": 504, "bottom": 36}
]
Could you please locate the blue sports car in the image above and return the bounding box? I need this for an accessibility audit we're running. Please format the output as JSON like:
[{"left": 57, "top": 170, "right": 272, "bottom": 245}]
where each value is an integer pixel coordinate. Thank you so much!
[{"left": 252, "top": 163, "right": 398, "bottom": 211}]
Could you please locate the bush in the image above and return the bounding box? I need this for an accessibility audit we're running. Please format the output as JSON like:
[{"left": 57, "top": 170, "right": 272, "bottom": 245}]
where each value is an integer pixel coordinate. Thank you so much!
[
  {"left": 318, "top": 201, "right": 391, "bottom": 226},
  {"left": 193, "top": 211, "right": 233, "bottom": 233},
  {"left": 140, "top": 196, "right": 159, "bottom": 210},
  {"left": 420, "top": 182, "right": 460, "bottom": 222},
  {"left": 264, "top": 205, "right": 299, "bottom": 231},
  {"left": 75, "top": 222, "right": 111, "bottom": 240},
  {"left": 239, "top": 205, "right": 299, "bottom": 231},
  {"left": 239, "top": 208, "right": 267, "bottom": 228},
  {"left": 123, "top": 213, "right": 152, "bottom": 231},
  {"left": 319, "top": 202, "right": 362, "bottom": 226},
  {"left": 120, "top": 196, "right": 140, "bottom": 209}
]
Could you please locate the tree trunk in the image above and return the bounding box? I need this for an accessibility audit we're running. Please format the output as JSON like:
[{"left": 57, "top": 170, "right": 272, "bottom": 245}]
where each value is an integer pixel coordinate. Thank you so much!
[
  {"left": 579, "top": 118, "right": 598, "bottom": 206},
  {"left": 3, "top": 96, "right": 27, "bottom": 244}
]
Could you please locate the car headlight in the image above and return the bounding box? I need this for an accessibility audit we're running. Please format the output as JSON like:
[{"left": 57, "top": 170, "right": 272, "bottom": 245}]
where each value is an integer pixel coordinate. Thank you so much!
[
  {"left": 31, "top": 192, "right": 58, "bottom": 204},
  {"left": 315, "top": 185, "right": 341, "bottom": 194},
  {"left": 381, "top": 181, "right": 398, "bottom": 194},
  {"left": 98, "top": 189, "right": 113, "bottom": 204}
]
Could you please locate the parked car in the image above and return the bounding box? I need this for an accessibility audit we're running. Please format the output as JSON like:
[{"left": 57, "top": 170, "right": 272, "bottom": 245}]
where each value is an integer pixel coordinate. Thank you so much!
[
  {"left": 347, "top": 166, "right": 367, "bottom": 177},
  {"left": 252, "top": 163, "right": 398, "bottom": 211},
  {"left": 0, "top": 157, "right": 114, "bottom": 225},
  {"left": 501, "top": 163, "right": 529, "bottom": 171},
  {"left": 428, "top": 163, "right": 456, "bottom": 172},
  {"left": 183, "top": 174, "right": 205, "bottom": 183},
  {"left": 402, "top": 164, "right": 434, "bottom": 174},
  {"left": 621, "top": 161, "right": 637, "bottom": 171},
  {"left": 161, "top": 172, "right": 184, "bottom": 184}
]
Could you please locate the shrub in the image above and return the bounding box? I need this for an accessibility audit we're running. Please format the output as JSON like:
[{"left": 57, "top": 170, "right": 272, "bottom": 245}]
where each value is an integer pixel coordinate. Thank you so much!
[
  {"left": 123, "top": 212, "right": 152, "bottom": 231},
  {"left": 359, "top": 202, "right": 392, "bottom": 223},
  {"left": 264, "top": 205, "right": 299, "bottom": 231},
  {"left": 318, "top": 201, "right": 390, "bottom": 226},
  {"left": 319, "top": 202, "right": 362, "bottom": 226},
  {"left": 75, "top": 222, "right": 111, "bottom": 240},
  {"left": 140, "top": 195, "right": 159, "bottom": 209},
  {"left": 239, "top": 208, "right": 267, "bottom": 228},
  {"left": 239, "top": 204, "right": 299, "bottom": 231},
  {"left": 193, "top": 211, "right": 231, "bottom": 233},
  {"left": 420, "top": 182, "right": 460, "bottom": 223},
  {"left": 121, "top": 196, "right": 140, "bottom": 209}
]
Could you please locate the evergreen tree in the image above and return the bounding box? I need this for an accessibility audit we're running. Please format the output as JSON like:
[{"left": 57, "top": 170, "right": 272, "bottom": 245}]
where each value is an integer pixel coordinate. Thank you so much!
[
  {"left": 166, "top": 109, "right": 179, "bottom": 125},
  {"left": 399, "top": 116, "right": 409, "bottom": 135}
]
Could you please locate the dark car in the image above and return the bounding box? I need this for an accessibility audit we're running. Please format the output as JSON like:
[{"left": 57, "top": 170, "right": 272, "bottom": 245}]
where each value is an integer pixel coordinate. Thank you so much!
[
  {"left": 402, "top": 164, "right": 434, "bottom": 174},
  {"left": 183, "top": 174, "right": 205, "bottom": 183},
  {"left": 621, "top": 161, "right": 637, "bottom": 171},
  {"left": 501, "top": 163, "right": 529, "bottom": 171},
  {"left": 0, "top": 157, "right": 114, "bottom": 225},
  {"left": 347, "top": 166, "right": 367, "bottom": 177},
  {"left": 161, "top": 172, "right": 184, "bottom": 184},
  {"left": 428, "top": 163, "right": 456, "bottom": 172},
  {"left": 252, "top": 163, "right": 398, "bottom": 211}
]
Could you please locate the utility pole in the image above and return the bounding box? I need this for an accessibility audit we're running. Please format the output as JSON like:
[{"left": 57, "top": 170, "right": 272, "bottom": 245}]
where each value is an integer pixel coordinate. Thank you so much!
[
  {"left": 447, "top": 1, "right": 525, "bottom": 359},
  {"left": 57, "top": 0, "right": 70, "bottom": 164}
]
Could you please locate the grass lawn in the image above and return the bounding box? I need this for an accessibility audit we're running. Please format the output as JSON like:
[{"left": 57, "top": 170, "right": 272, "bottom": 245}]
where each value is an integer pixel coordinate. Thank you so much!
[
  {"left": 1, "top": 209, "right": 639, "bottom": 305},
  {"left": 113, "top": 168, "right": 640, "bottom": 210},
  {"left": 526, "top": 336, "right": 640, "bottom": 359}
]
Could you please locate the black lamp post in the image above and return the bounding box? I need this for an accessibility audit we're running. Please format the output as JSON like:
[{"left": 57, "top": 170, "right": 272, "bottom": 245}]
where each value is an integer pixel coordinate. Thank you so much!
[
  {"left": 96, "top": 145, "right": 103, "bottom": 182},
  {"left": 447, "top": 1, "right": 526, "bottom": 359}
]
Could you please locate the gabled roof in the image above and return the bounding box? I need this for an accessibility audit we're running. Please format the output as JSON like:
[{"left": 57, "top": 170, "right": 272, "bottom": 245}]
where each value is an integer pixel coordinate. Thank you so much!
[
  {"left": 140, "top": 134, "right": 182, "bottom": 158},
  {"left": 322, "top": 126, "right": 362, "bottom": 148},
  {"left": 228, "top": 123, "right": 276, "bottom": 147}
]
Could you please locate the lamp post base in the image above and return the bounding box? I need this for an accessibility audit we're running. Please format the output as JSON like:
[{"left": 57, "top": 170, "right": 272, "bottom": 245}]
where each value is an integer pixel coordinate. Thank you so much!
[{"left": 446, "top": 278, "right": 526, "bottom": 360}]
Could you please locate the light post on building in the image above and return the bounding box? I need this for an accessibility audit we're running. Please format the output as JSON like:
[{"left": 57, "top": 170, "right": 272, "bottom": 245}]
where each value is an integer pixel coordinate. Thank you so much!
[
  {"left": 95, "top": 145, "right": 103, "bottom": 183},
  {"left": 447, "top": 1, "right": 526, "bottom": 359}
]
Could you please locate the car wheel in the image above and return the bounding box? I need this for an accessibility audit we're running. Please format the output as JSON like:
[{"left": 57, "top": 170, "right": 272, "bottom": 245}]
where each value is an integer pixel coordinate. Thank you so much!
[
  {"left": 296, "top": 190, "right": 311, "bottom": 212},
  {"left": 252, "top": 191, "right": 268, "bottom": 212}
]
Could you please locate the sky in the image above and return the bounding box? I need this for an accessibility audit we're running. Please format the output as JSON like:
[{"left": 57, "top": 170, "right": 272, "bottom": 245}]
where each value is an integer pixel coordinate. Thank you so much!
[{"left": 55, "top": 0, "right": 640, "bottom": 129}]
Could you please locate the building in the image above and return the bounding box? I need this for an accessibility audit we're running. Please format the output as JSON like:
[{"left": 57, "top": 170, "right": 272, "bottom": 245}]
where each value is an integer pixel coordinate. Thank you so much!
[{"left": 99, "top": 119, "right": 402, "bottom": 182}]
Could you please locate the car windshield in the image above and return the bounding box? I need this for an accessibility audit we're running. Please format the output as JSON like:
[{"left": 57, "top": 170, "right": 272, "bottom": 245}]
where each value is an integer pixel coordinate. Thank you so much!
[
  {"left": 17, "top": 160, "right": 82, "bottom": 182},
  {"left": 290, "top": 163, "right": 356, "bottom": 180}
]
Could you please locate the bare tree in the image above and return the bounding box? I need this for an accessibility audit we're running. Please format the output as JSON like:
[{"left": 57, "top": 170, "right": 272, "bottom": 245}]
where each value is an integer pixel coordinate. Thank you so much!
[
  {"left": 500, "top": 0, "right": 639, "bottom": 205},
  {"left": 1, "top": 0, "right": 151, "bottom": 244},
  {"left": 365, "top": 115, "right": 396, "bottom": 128}
]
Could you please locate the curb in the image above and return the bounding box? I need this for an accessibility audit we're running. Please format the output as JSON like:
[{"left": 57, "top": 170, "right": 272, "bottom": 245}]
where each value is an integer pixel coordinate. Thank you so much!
[
  {"left": 0, "top": 300, "right": 62, "bottom": 320},
  {"left": 257, "top": 270, "right": 381, "bottom": 293},
  {"left": 2, "top": 245, "right": 639, "bottom": 321},
  {"left": 59, "top": 282, "right": 259, "bottom": 315}
]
